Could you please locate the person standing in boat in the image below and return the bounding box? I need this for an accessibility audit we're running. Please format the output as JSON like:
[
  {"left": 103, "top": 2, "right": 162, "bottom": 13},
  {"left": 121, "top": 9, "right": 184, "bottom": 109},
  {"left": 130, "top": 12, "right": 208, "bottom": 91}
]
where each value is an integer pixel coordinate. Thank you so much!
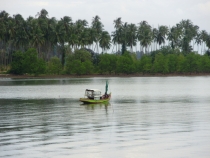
[{"left": 105, "top": 81, "right": 108, "bottom": 99}]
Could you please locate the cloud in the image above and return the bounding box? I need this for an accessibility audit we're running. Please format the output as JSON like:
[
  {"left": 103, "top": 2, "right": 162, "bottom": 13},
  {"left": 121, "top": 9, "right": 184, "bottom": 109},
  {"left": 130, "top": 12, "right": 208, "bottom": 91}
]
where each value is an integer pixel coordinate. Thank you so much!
[
  {"left": 0, "top": 0, "right": 209, "bottom": 32},
  {"left": 29, "top": 1, "right": 49, "bottom": 7},
  {"left": 197, "top": 1, "right": 210, "bottom": 14}
]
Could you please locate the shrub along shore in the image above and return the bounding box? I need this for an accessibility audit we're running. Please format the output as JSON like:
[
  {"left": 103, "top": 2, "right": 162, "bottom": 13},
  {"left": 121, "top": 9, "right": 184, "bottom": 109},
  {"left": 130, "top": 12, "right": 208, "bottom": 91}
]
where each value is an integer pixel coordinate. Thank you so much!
[{"left": 1, "top": 46, "right": 210, "bottom": 78}]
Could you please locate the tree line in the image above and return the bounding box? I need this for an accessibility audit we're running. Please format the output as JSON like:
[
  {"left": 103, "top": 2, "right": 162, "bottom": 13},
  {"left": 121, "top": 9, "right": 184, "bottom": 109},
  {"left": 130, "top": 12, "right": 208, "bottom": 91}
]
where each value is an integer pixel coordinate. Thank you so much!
[
  {"left": 0, "top": 9, "right": 210, "bottom": 74},
  {"left": 9, "top": 47, "right": 210, "bottom": 75}
]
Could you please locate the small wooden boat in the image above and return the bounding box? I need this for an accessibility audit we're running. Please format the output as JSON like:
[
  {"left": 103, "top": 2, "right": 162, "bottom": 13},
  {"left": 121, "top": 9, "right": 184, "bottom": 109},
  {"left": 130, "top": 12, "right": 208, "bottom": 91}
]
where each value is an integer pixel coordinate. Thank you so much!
[{"left": 79, "top": 81, "right": 111, "bottom": 104}]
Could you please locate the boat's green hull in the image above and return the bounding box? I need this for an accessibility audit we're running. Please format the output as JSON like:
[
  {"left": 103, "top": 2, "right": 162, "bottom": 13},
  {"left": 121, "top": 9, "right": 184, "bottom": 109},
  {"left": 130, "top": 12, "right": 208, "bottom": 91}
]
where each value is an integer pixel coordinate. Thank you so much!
[{"left": 79, "top": 98, "right": 110, "bottom": 104}]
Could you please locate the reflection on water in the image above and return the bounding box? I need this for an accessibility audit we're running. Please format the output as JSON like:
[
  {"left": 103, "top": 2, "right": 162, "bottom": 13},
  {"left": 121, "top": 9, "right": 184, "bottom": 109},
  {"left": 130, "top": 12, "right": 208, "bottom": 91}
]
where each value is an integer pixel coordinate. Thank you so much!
[
  {"left": 0, "top": 77, "right": 210, "bottom": 158},
  {"left": 81, "top": 103, "right": 110, "bottom": 111}
]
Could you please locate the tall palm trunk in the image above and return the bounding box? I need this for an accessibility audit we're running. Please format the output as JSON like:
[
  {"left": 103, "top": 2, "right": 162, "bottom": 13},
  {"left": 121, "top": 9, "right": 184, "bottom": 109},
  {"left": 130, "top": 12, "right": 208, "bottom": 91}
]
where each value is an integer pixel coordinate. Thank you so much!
[
  {"left": 201, "top": 42, "right": 203, "bottom": 55},
  {"left": 112, "top": 45, "right": 115, "bottom": 53},
  {"left": 139, "top": 43, "right": 141, "bottom": 52},
  {"left": 97, "top": 41, "right": 99, "bottom": 53}
]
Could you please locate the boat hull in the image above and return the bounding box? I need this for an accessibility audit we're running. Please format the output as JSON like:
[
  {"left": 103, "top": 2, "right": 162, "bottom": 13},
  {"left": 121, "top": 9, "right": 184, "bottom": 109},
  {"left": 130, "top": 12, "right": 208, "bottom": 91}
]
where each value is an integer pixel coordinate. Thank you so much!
[
  {"left": 79, "top": 98, "right": 110, "bottom": 104},
  {"left": 80, "top": 93, "right": 111, "bottom": 104}
]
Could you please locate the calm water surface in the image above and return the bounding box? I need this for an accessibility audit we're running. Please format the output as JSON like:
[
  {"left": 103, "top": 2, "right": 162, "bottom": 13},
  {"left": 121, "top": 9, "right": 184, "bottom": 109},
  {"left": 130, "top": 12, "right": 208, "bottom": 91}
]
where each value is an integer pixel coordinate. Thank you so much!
[{"left": 0, "top": 77, "right": 210, "bottom": 158}]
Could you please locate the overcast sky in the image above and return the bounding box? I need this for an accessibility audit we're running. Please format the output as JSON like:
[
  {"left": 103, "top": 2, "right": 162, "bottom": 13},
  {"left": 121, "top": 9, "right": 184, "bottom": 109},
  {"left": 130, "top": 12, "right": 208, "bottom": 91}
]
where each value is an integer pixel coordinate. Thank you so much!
[{"left": 1, "top": 0, "right": 210, "bottom": 33}]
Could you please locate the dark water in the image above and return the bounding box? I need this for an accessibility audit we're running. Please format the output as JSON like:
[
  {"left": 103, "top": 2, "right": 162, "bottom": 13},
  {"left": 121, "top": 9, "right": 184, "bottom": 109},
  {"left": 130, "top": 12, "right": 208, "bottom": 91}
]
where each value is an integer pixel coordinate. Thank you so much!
[{"left": 0, "top": 77, "right": 210, "bottom": 158}]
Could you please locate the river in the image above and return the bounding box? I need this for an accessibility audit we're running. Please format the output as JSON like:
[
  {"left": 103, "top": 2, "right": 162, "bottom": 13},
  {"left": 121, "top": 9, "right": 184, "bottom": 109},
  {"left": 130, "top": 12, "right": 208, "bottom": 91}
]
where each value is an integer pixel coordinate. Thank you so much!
[{"left": 0, "top": 77, "right": 210, "bottom": 158}]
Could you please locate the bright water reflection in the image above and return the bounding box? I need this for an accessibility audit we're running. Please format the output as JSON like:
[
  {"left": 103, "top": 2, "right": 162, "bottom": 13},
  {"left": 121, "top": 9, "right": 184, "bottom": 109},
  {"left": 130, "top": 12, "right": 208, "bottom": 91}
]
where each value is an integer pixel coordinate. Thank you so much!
[{"left": 0, "top": 77, "right": 210, "bottom": 158}]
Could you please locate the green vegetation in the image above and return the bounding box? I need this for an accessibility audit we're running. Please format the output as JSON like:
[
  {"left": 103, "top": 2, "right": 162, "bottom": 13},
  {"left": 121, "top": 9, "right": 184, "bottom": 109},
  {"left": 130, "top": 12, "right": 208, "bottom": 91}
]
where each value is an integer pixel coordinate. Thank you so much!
[
  {"left": 10, "top": 48, "right": 45, "bottom": 75},
  {"left": 6, "top": 47, "right": 210, "bottom": 76},
  {"left": 0, "top": 9, "right": 210, "bottom": 76},
  {"left": 65, "top": 49, "right": 94, "bottom": 75},
  {"left": 46, "top": 57, "right": 62, "bottom": 75}
]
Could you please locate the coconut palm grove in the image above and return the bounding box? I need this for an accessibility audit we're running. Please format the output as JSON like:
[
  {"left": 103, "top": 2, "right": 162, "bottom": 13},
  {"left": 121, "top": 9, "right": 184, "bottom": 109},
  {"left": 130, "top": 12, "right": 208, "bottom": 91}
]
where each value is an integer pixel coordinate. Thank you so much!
[{"left": 0, "top": 9, "right": 210, "bottom": 75}]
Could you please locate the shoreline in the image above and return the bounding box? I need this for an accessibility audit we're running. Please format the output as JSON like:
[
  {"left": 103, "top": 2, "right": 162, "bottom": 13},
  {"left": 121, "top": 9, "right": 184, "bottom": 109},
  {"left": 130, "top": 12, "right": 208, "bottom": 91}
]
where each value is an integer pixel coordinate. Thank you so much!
[{"left": 0, "top": 73, "right": 210, "bottom": 79}]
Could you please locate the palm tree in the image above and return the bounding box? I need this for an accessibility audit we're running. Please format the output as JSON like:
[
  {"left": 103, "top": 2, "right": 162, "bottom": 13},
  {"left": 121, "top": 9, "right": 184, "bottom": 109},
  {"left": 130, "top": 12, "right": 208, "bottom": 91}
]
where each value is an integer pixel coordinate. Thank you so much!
[
  {"left": 126, "top": 23, "right": 137, "bottom": 52},
  {"left": 99, "top": 31, "right": 111, "bottom": 53},
  {"left": 60, "top": 16, "right": 72, "bottom": 33},
  {"left": 13, "top": 14, "right": 25, "bottom": 26},
  {"left": 79, "top": 28, "right": 90, "bottom": 48},
  {"left": 35, "top": 9, "right": 53, "bottom": 59},
  {"left": 87, "top": 28, "right": 96, "bottom": 49},
  {"left": 75, "top": 19, "right": 88, "bottom": 29},
  {"left": 5, "top": 17, "right": 16, "bottom": 64},
  {"left": 152, "top": 28, "right": 158, "bottom": 51},
  {"left": 200, "top": 30, "right": 208, "bottom": 54},
  {"left": 0, "top": 10, "right": 9, "bottom": 20},
  {"left": 111, "top": 27, "right": 123, "bottom": 52},
  {"left": 0, "top": 12, "right": 7, "bottom": 41},
  {"left": 31, "top": 27, "right": 45, "bottom": 56},
  {"left": 114, "top": 17, "right": 123, "bottom": 30},
  {"left": 14, "top": 28, "right": 28, "bottom": 51},
  {"left": 156, "top": 25, "right": 168, "bottom": 48},
  {"left": 36, "top": 9, "right": 49, "bottom": 19},
  {"left": 167, "top": 26, "right": 182, "bottom": 50},
  {"left": 178, "top": 19, "right": 198, "bottom": 52},
  {"left": 195, "top": 32, "right": 202, "bottom": 53},
  {"left": 68, "top": 32, "right": 78, "bottom": 51},
  {"left": 54, "top": 16, "right": 72, "bottom": 66},
  {"left": 113, "top": 17, "right": 123, "bottom": 51},
  {"left": 137, "top": 21, "right": 152, "bottom": 54},
  {"left": 7, "top": 18, "right": 16, "bottom": 39},
  {"left": 120, "top": 25, "right": 128, "bottom": 54},
  {"left": 91, "top": 15, "right": 104, "bottom": 53},
  {"left": 33, "top": 18, "right": 48, "bottom": 58},
  {"left": 12, "top": 14, "right": 29, "bottom": 51},
  {"left": 205, "top": 33, "right": 210, "bottom": 51},
  {"left": 192, "top": 25, "right": 199, "bottom": 50},
  {"left": 45, "top": 17, "right": 57, "bottom": 60},
  {"left": 74, "top": 19, "right": 89, "bottom": 48},
  {"left": 0, "top": 11, "right": 10, "bottom": 68}
]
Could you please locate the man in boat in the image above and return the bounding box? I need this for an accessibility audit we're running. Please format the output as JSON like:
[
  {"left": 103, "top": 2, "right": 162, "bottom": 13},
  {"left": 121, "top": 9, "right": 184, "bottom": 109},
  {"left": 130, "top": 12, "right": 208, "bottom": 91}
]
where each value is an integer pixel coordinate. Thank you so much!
[{"left": 104, "top": 81, "right": 108, "bottom": 99}]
